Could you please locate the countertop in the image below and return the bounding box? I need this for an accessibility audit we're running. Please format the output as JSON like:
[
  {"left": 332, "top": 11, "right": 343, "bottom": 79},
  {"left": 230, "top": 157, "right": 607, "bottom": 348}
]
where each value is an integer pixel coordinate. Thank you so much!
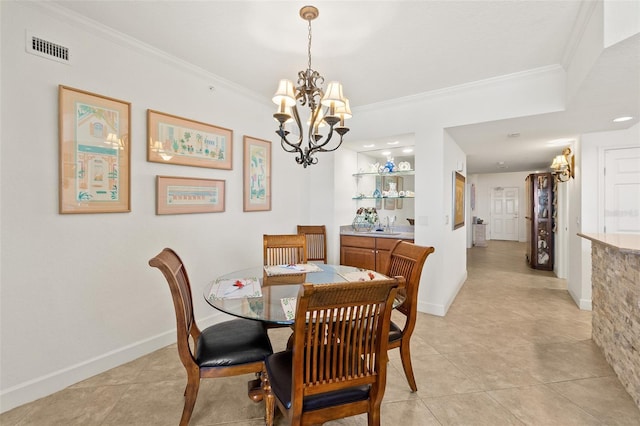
[
  {"left": 577, "top": 233, "right": 640, "bottom": 255},
  {"left": 340, "top": 225, "right": 415, "bottom": 240}
]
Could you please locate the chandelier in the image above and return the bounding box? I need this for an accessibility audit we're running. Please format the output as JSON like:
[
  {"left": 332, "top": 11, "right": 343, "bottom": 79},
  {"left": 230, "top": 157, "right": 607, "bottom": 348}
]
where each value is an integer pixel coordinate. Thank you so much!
[{"left": 272, "top": 5, "right": 351, "bottom": 168}]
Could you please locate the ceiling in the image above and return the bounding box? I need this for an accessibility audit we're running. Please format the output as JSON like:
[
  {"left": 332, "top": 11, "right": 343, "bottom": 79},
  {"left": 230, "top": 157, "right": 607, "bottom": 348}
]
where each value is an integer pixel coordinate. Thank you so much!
[{"left": 52, "top": 0, "right": 639, "bottom": 174}]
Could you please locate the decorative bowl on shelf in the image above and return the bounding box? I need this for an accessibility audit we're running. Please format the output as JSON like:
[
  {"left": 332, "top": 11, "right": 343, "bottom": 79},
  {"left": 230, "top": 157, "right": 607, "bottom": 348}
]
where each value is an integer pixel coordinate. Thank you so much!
[
  {"left": 398, "top": 161, "right": 411, "bottom": 171},
  {"left": 352, "top": 216, "right": 374, "bottom": 232}
]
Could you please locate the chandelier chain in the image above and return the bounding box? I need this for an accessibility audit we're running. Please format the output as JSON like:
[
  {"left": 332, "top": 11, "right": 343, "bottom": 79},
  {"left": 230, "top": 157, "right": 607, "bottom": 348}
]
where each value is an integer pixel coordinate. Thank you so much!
[{"left": 307, "top": 19, "right": 313, "bottom": 71}]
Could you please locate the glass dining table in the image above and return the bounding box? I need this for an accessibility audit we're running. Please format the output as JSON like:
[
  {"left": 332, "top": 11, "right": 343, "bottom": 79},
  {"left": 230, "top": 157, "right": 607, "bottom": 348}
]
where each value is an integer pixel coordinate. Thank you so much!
[
  {"left": 203, "top": 263, "right": 400, "bottom": 326},
  {"left": 204, "top": 263, "right": 403, "bottom": 401}
]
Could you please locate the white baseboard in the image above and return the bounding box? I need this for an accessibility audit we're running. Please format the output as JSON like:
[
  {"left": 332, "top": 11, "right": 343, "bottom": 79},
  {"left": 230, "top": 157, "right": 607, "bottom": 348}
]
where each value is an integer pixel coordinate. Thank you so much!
[
  {"left": 417, "top": 271, "right": 468, "bottom": 317},
  {"left": 568, "top": 287, "right": 592, "bottom": 311},
  {"left": 0, "top": 311, "right": 225, "bottom": 413}
]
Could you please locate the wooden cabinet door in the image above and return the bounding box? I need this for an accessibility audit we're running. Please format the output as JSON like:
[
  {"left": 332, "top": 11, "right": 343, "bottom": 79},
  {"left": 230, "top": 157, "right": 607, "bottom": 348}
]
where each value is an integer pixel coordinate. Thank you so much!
[
  {"left": 341, "top": 245, "right": 376, "bottom": 270},
  {"left": 375, "top": 249, "right": 390, "bottom": 273}
]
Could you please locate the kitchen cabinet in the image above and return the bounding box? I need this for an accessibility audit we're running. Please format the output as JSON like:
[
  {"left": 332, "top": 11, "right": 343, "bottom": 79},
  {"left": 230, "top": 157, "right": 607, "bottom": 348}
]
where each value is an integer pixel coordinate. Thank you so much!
[
  {"left": 340, "top": 235, "right": 414, "bottom": 273},
  {"left": 525, "top": 172, "right": 554, "bottom": 270}
]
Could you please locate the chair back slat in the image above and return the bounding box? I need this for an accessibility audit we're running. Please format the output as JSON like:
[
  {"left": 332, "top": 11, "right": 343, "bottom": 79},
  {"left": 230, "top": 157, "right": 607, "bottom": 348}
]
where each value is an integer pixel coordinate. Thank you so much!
[
  {"left": 263, "top": 234, "right": 307, "bottom": 265},
  {"left": 297, "top": 225, "right": 327, "bottom": 263},
  {"left": 291, "top": 279, "right": 403, "bottom": 397}
]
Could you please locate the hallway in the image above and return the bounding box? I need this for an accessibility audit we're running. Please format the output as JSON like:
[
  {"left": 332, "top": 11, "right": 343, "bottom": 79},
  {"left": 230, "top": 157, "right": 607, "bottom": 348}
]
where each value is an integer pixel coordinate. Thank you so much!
[{"left": 2, "top": 241, "right": 639, "bottom": 425}]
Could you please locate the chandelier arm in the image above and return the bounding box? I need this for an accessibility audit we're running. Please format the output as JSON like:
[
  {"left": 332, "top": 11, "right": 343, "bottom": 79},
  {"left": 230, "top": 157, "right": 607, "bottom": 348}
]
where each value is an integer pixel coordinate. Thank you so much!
[
  {"left": 277, "top": 105, "right": 304, "bottom": 151},
  {"left": 308, "top": 131, "right": 345, "bottom": 156}
]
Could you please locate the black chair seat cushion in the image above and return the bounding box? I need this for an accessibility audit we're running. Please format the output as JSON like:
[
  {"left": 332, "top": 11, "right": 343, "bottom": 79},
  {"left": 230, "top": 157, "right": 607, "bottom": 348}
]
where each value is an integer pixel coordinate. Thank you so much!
[
  {"left": 196, "top": 318, "right": 273, "bottom": 368},
  {"left": 265, "top": 351, "right": 370, "bottom": 411},
  {"left": 388, "top": 320, "right": 403, "bottom": 343}
]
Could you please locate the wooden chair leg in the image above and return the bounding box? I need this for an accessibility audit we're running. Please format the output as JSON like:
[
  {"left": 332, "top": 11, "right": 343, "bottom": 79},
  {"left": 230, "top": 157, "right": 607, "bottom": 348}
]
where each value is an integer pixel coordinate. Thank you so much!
[
  {"left": 368, "top": 408, "right": 381, "bottom": 426},
  {"left": 399, "top": 341, "right": 417, "bottom": 392},
  {"left": 180, "top": 371, "right": 200, "bottom": 426},
  {"left": 263, "top": 370, "right": 275, "bottom": 426}
]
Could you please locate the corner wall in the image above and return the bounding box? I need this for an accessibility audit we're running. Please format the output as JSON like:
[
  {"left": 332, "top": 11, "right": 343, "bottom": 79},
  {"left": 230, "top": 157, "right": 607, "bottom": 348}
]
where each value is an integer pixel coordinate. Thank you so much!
[{"left": 0, "top": 2, "right": 313, "bottom": 411}]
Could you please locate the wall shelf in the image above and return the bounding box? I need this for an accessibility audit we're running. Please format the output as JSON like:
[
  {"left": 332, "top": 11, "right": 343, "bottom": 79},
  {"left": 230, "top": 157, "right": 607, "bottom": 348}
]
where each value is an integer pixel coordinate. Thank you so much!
[
  {"left": 352, "top": 170, "right": 415, "bottom": 177},
  {"left": 352, "top": 196, "right": 415, "bottom": 200}
]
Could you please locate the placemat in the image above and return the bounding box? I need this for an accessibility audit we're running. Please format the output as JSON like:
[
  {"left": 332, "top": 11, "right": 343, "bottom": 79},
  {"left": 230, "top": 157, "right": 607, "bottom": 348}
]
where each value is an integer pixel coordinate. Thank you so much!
[
  {"left": 264, "top": 263, "right": 323, "bottom": 276},
  {"left": 208, "top": 277, "right": 262, "bottom": 300}
]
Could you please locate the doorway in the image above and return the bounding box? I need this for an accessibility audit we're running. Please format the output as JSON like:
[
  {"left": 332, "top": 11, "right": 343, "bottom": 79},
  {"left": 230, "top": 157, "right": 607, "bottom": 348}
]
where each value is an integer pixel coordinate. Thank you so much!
[
  {"left": 603, "top": 146, "right": 640, "bottom": 233},
  {"left": 490, "top": 186, "right": 519, "bottom": 241}
]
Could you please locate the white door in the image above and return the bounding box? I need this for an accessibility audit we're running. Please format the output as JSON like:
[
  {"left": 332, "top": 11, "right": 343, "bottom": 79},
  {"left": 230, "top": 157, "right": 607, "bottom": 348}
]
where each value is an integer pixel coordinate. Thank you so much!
[
  {"left": 604, "top": 147, "right": 640, "bottom": 233},
  {"left": 490, "top": 187, "right": 519, "bottom": 241}
]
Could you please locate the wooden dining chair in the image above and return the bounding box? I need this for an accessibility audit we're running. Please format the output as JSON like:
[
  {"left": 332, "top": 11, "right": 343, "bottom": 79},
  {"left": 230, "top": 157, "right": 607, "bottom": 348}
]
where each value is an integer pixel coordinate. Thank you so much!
[
  {"left": 297, "top": 225, "right": 327, "bottom": 263},
  {"left": 263, "top": 234, "right": 307, "bottom": 266},
  {"left": 263, "top": 277, "right": 404, "bottom": 426},
  {"left": 385, "top": 240, "right": 435, "bottom": 392},
  {"left": 149, "top": 248, "right": 273, "bottom": 426}
]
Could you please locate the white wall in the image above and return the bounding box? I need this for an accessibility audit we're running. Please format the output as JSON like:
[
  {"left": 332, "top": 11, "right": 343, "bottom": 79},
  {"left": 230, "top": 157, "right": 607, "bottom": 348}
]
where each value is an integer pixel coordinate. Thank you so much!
[
  {"left": 336, "top": 63, "right": 568, "bottom": 317},
  {"left": 569, "top": 123, "right": 640, "bottom": 310},
  {"left": 0, "top": 2, "right": 316, "bottom": 411}
]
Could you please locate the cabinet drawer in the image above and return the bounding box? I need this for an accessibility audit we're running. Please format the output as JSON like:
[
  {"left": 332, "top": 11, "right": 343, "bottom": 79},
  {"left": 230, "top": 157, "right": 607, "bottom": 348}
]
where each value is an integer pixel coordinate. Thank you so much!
[
  {"left": 341, "top": 235, "right": 375, "bottom": 249},
  {"left": 376, "top": 238, "right": 402, "bottom": 250}
]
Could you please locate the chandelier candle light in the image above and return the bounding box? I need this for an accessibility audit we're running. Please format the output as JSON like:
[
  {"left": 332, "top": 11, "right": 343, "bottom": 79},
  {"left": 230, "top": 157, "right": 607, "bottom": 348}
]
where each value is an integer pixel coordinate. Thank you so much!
[{"left": 272, "top": 5, "right": 351, "bottom": 167}]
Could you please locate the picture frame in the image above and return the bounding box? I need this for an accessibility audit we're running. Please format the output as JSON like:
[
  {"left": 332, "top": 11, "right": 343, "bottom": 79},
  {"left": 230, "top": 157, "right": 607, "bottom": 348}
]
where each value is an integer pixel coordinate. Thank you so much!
[
  {"left": 156, "top": 175, "right": 225, "bottom": 215},
  {"left": 453, "top": 171, "right": 466, "bottom": 229},
  {"left": 59, "top": 85, "right": 131, "bottom": 214},
  {"left": 147, "top": 109, "right": 232, "bottom": 170},
  {"left": 243, "top": 136, "right": 271, "bottom": 212}
]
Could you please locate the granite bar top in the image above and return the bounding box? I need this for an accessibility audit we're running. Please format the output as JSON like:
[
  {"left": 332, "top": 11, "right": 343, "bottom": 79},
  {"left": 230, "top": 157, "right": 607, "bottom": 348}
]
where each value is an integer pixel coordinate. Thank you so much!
[
  {"left": 578, "top": 233, "right": 640, "bottom": 255},
  {"left": 340, "top": 225, "right": 415, "bottom": 240}
]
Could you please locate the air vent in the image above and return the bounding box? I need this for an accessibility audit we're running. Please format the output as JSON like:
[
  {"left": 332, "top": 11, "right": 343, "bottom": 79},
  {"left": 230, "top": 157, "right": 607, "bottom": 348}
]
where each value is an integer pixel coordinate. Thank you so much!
[{"left": 25, "top": 31, "right": 70, "bottom": 64}]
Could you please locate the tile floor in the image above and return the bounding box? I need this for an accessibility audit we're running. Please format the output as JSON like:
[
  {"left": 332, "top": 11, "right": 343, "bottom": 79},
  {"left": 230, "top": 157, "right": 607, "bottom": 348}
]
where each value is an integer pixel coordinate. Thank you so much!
[{"left": 3, "top": 241, "right": 640, "bottom": 425}]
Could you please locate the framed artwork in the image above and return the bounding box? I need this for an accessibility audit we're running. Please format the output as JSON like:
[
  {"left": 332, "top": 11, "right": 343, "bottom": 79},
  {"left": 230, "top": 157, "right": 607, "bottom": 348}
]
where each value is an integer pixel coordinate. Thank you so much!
[
  {"left": 453, "top": 171, "right": 465, "bottom": 229},
  {"left": 59, "top": 85, "right": 131, "bottom": 214},
  {"left": 243, "top": 136, "right": 271, "bottom": 212},
  {"left": 147, "top": 109, "right": 232, "bottom": 170},
  {"left": 156, "top": 175, "right": 225, "bottom": 215}
]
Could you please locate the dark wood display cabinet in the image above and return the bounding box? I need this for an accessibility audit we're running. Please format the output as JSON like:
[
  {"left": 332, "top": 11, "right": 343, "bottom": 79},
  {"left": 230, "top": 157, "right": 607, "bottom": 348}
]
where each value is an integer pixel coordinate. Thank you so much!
[{"left": 525, "top": 172, "right": 554, "bottom": 270}]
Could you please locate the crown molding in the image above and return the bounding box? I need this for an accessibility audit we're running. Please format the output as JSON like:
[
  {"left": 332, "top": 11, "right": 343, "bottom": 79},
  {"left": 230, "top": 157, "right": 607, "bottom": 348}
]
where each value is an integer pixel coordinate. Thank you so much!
[
  {"left": 561, "top": 0, "right": 601, "bottom": 69},
  {"left": 34, "top": 2, "right": 271, "bottom": 106},
  {"left": 355, "top": 64, "right": 565, "bottom": 113}
]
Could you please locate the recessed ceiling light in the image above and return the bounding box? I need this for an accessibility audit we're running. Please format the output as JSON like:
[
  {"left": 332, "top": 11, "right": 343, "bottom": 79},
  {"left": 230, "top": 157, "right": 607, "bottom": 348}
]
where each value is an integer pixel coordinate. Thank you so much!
[
  {"left": 613, "top": 116, "right": 633, "bottom": 122},
  {"left": 381, "top": 151, "right": 391, "bottom": 156},
  {"left": 507, "top": 132, "right": 520, "bottom": 138},
  {"left": 387, "top": 141, "right": 399, "bottom": 145},
  {"left": 363, "top": 144, "right": 375, "bottom": 148},
  {"left": 402, "top": 148, "right": 413, "bottom": 153}
]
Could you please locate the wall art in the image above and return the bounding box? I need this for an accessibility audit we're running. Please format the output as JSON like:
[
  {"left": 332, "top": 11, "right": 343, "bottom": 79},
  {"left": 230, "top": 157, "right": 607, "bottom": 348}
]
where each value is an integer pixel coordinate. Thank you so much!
[
  {"left": 59, "top": 85, "right": 131, "bottom": 213},
  {"left": 243, "top": 136, "right": 271, "bottom": 212},
  {"left": 156, "top": 175, "right": 225, "bottom": 215},
  {"left": 147, "top": 109, "right": 232, "bottom": 170}
]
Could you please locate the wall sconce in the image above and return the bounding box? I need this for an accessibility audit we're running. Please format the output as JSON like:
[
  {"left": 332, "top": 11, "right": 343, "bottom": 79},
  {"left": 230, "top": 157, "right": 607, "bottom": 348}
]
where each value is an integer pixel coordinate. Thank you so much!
[{"left": 550, "top": 147, "right": 574, "bottom": 182}]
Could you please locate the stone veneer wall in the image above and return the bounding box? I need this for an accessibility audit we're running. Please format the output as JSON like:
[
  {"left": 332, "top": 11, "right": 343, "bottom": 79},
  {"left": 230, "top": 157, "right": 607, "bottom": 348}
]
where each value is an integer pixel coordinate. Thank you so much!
[{"left": 591, "top": 242, "right": 640, "bottom": 408}]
